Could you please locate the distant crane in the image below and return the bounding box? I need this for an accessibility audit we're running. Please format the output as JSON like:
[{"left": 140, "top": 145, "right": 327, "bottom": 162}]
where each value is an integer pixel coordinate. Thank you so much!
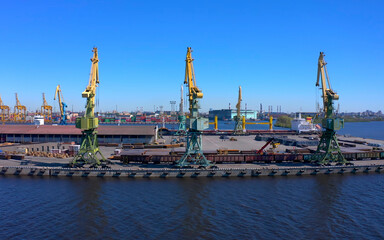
[
  {"left": 71, "top": 47, "right": 106, "bottom": 167},
  {"left": 244, "top": 115, "right": 273, "bottom": 131},
  {"left": 175, "top": 47, "right": 211, "bottom": 168},
  {"left": 54, "top": 85, "right": 67, "bottom": 125},
  {"left": 0, "top": 95, "right": 10, "bottom": 123},
  {"left": 233, "top": 86, "right": 244, "bottom": 134},
  {"left": 312, "top": 52, "right": 348, "bottom": 165},
  {"left": 14, "top": 93, "right": 26, "bottom": 123},
  {"left": 41, "top": 93, "right": 52, "bottom": 123},
  {"left": 176, "top": 85, "right": 186, "bottom": 135},
  {"left": 231, "top": 87, "right": 273, "bottom": 133}
]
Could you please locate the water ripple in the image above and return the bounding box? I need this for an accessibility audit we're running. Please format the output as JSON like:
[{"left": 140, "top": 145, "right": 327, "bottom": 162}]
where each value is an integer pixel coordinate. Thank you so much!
[{"left": 0, "top": 174, "right": 384, "bottom": 239}]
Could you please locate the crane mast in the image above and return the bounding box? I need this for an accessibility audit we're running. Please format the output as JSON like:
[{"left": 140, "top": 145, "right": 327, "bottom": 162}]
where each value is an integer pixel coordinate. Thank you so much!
[
  {"left": 175, "top": 47, "right": 211, "bottom": 168},
  {"left": 312, "top": 52, "right": 348, "bottom": 165},
  {"left": 54, "top": 85, "right": 67, "bottom": 125},
  {"left": 72, "top": 47, "right": 106, "bottom": 167},
  {"left": 41, "top": 93, "right": 52, "bottom": 123}
]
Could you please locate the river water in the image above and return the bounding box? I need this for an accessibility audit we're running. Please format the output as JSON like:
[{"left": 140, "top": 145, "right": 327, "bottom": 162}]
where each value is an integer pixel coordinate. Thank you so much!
[
  {"left": 1, "top": 121, "right": 384, "bottom": 239},
  {"left": 0, "top": 174, "right": 383, "bottom": 239}
]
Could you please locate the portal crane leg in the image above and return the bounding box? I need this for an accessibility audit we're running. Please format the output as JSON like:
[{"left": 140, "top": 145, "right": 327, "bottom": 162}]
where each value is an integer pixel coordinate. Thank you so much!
[
  {"left": 312, "top": 129, "right": 347, "bottom": 165},
  {"left": 175, "top": 130, "right": 211, "bottom": 168},
  {"left": 71, "top": 129, "right": 107, "bottom": 167},
  {"left": 233, "top": 116, "right": 244, "bottom": 134}
]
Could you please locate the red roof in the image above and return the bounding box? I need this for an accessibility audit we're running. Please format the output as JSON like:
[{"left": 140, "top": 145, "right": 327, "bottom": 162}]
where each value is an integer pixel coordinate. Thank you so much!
[{"left": 0, "top": 125, "right": 155, "bottom": 136}]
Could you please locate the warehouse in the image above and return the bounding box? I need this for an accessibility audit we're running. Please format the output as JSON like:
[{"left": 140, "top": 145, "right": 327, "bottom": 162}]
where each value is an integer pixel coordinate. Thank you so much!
[{"left": 0, "top": 125, "right": 156, "bottom": 144}]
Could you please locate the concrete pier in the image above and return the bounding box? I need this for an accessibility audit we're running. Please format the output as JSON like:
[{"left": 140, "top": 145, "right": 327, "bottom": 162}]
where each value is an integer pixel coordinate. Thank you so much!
[{"left": 1, "top": 158, "right": 383, "bottom": 178}]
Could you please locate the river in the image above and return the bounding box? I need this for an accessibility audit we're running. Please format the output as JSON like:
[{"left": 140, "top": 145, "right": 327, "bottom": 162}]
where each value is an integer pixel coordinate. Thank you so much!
[
  {"left": 1, "top": 121, "right": 384, "bottom": 239},
  {"left": 0, "top": 174, "right": 383, "bottom": 239}
]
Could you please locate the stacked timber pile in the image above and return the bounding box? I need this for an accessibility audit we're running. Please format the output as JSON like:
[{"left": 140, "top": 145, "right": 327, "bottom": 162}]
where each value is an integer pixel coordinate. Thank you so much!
[
  {"left": 27, "top": 151, "right": 69, "bottom": 158},
  {"left": 2, "top": 150, "right": 69, "bottom": 159}
]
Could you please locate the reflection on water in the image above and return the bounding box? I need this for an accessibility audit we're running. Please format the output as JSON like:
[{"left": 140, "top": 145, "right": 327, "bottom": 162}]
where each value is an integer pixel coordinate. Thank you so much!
[{"left": 0, "top": 175, "right": 383, "bottom": 239}]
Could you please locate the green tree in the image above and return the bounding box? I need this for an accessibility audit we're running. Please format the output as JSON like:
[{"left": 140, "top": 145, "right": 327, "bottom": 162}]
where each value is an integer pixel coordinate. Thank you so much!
[{"left": 275, "top": 115, "right": 292, "bottom": 128}]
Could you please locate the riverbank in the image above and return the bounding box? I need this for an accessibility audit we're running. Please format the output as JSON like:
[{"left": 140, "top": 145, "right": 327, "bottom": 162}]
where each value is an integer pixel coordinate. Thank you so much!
[{"left": 1, "top": 157, "right": 383, "bottom": 178}]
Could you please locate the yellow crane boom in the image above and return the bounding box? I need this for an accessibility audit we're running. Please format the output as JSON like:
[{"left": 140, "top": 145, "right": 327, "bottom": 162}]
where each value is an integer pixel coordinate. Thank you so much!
[
  {"left": 184, "top": 47, "right": 203, "bottom": 115},
  {"left": 236, "top": 86, "right": 242, "bottom": 119},
  {"left": 54, "top": 85, "right": 67, "bottom": 124},
  {"left": 316, "top": 52, "right": 339, "bottom": 114},
  {"left": 54, "top": 85, "right": 63, "bottom": 115},
  {"left": 82, "top": 47, "right": 99, "bottom": 118}
]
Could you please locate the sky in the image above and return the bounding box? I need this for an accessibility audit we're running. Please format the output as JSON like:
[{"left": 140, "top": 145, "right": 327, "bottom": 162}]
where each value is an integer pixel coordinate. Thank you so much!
[{"left": 0, "top": 0, "right": 383, "bottom": 114}]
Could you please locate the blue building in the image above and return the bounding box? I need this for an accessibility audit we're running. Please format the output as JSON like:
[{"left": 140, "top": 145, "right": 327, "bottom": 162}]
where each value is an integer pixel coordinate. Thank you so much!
[{"left": 209, "top": 109, "right": 257, "bottom": 121}]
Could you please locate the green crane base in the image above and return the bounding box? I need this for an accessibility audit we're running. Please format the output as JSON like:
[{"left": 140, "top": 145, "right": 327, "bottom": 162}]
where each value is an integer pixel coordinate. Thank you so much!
[
  {"left": 233, "top": 116, "right": 245, "bottom": 135},
  {"left": 174, "top": 130, "right": 212, "bottom": 168},
  {"left": 71, "top": 129, "right": 107, "bottom": 167},
  {"left": 311, "top": 129, "right": 349, "bottom": 165}
]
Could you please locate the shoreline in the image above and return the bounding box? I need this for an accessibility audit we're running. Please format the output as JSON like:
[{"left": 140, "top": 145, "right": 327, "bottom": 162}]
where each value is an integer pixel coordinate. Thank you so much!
[{"left": 1, "top": 161, "right": 383, "bottom": 178}]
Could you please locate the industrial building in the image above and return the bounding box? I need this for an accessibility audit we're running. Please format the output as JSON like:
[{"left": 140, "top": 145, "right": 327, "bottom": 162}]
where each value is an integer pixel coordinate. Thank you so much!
[
  {"left": 209, "top": 109, "right": 257, "bottom": 121},
  {"left": 0, "top": 125, "right": 156, "bottom": 144}
]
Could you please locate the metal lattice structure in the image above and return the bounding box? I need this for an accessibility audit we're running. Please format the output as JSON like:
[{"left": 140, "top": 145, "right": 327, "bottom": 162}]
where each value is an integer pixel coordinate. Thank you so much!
[
  {"left": 71, "top": 47, "right": 106, "bottom": 167},
  {"left": 311, "top": 52, "right": 348, "bottom": 165},
  {"left": 175, "top": 47, "right": 211, "bottom": 168}
]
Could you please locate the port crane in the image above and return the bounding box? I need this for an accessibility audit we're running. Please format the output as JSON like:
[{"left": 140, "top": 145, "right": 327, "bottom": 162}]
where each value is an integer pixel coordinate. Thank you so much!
[
  {"left": 175, "top": 47, "right": 211, "bottom": 168},
  {"left": 312, "top": 52, "right": 348, "bottom": 165},
  {"left": 72, "top": 47, "right": 106, "bottom": 167},
  {"left": 54, "top": 85, "right": 67, "bottom": 125},
  {"left": 0, "top": 95, "right": 10, "bottom": 123},
  {"left": 233, "top": 86, "right": 244, "bottom": 134},
  {"left": 14, "top": 93, "right": 26, "bottom": 123},
  {"left": 176, "top": 85, "right": 186, "bottom": 135},
  {"left": 41, "top": 93, "right": 52, "bottom": 123}
]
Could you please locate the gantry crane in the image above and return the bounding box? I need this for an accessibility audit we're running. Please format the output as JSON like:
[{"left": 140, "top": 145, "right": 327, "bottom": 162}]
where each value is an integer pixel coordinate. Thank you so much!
[
  {"left": 0, "top": 95, "right": 10, "bottom": 123},
  {"left": 41, "top": 93, "right": 52, "bottom": 123},
  {"left": 233, "top": 86, "right": 244, "bottom": 134},
  {"left": 71, "top": 47, "right": 106, "bottom": 167},
  {"left": 14, "top": 93, "right": 26, "bottom": 123},
  {"left": 312, "top": 52, "right": 348, "bottom": 165},
  {"left": 54, "top": 85, "right": 68, "bottom": 125},
  {"left": 175, "top": 47, "right": 211, "bottom": 168},
  {"left": 243, "top": 115, "right": 273, "bottom": 131}
]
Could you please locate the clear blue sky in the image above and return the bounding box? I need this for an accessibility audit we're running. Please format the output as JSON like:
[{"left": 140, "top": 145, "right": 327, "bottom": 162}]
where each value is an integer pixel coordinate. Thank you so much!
[{"left": 0, "top": 0, "right": 383, "bottom": 113}]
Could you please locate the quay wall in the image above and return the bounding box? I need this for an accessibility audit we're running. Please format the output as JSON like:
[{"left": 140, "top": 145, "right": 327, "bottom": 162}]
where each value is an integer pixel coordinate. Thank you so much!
[{"left": 1, "top": 165, "right": 383, "bottom": 178}]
